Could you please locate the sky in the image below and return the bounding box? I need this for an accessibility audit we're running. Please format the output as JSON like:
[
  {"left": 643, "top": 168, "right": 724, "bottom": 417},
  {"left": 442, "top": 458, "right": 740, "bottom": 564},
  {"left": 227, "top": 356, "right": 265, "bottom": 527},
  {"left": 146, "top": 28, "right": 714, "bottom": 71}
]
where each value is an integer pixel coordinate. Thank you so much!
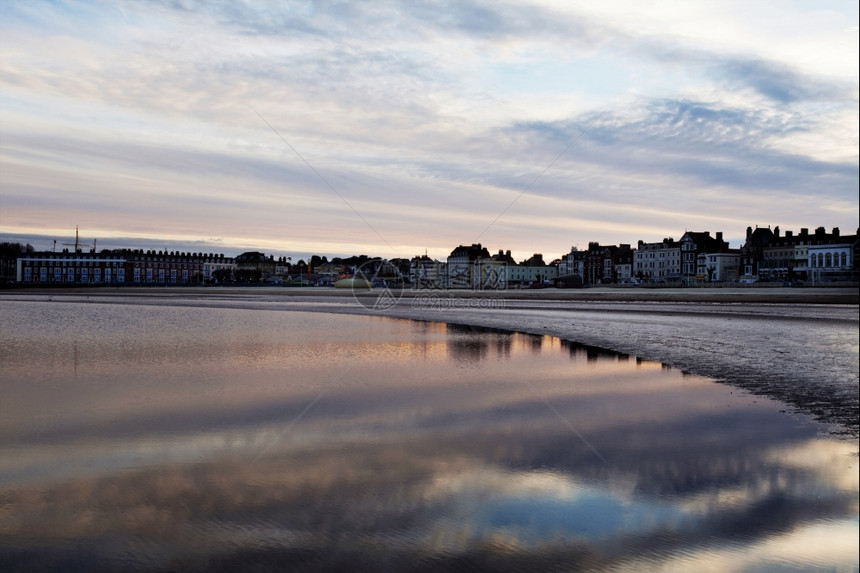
[{"left": 1, "top": 0, "right": 858, "bottom": 262}]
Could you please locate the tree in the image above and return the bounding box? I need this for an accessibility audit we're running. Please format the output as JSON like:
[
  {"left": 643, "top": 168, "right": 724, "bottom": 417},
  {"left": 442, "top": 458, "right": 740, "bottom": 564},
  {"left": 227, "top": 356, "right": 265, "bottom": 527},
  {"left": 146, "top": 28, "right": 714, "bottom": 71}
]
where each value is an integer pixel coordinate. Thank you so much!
[
  {"left": 212, "top": 268, "right": 233, "bottom": 284},
  {"left": 234, "top": 268, "right": 261, "bottom": 283},
  {"left": 0, "top": 242, "right": 34, "bottom": 283}
]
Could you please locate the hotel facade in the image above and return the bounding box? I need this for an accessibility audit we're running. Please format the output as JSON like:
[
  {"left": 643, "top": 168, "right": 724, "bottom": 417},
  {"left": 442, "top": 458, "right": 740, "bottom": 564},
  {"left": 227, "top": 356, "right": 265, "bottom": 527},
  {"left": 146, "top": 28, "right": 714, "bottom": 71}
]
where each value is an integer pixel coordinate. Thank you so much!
[{"left": 16, "top": 250, "right": 233, "bottom": 285}]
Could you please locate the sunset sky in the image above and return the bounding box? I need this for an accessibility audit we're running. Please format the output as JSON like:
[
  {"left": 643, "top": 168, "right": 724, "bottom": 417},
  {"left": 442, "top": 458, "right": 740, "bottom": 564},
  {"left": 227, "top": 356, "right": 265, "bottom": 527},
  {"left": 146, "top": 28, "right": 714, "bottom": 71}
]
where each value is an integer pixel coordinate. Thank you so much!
[{"left": 1, "top": 0, "right": 857, "bottom": 261}]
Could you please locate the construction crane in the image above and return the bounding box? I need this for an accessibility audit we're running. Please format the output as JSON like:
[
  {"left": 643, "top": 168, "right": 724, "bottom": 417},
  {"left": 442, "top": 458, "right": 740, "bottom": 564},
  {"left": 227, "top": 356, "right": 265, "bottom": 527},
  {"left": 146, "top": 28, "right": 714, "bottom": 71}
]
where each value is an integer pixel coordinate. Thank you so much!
[{"left": 58, "top": 226, "right": 96, "bottom": 253}]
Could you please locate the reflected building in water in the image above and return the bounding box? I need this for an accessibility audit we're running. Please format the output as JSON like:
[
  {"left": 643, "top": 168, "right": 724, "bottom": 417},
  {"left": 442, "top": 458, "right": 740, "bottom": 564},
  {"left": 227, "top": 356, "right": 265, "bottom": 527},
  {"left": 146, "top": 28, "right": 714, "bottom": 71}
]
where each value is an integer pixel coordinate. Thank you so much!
[{"left": 0, "top": 304, "right": 856, "bottom": 572}]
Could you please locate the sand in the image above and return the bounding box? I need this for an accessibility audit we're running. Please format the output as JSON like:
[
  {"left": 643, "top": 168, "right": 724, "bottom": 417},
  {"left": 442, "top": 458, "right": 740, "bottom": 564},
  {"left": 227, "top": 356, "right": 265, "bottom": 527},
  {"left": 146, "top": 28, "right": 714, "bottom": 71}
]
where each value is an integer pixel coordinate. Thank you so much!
[
  {"left": 12, "top": 284, "right": 852, "bottom": 304},
  {"left": 3, "top": 286, "right": 858, "bottom": 437}
]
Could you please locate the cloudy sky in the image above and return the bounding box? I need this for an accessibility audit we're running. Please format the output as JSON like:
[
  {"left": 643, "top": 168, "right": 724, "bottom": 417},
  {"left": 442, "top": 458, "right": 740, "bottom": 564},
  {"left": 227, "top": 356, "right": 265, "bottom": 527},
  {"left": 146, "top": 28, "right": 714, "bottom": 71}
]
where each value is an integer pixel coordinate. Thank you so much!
[{"left": 1, "top": 1, "right": 857, "bottom": 261}]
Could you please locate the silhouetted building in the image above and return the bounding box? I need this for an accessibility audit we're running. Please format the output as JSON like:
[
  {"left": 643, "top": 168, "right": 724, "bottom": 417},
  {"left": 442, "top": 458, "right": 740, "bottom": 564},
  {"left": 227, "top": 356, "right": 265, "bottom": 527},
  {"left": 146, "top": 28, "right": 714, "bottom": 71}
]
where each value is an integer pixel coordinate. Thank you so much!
[{"left": 679, "top": 231, "right": 729, "bottom": 277}]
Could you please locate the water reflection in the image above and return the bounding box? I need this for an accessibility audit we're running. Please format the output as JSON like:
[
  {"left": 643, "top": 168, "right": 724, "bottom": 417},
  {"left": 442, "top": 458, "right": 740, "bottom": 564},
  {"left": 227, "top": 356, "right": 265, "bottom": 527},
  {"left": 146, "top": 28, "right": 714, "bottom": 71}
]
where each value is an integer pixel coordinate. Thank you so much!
[{"left": 0, "top": 302, "right": 856, "bottom": 572}]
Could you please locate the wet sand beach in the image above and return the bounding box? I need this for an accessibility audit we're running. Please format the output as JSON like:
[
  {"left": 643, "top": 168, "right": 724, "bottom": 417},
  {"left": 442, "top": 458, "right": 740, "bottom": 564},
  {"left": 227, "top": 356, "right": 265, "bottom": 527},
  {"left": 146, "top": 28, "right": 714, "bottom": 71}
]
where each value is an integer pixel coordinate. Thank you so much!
[
  {"left": 3, "top": 286, "right": 858, "bottom": 437},
  {"left": 8, "top": 284, "right": 853, "bottom": 303},
  {"left": 2, "top": 286, "right": 858, "bottom": 571}
]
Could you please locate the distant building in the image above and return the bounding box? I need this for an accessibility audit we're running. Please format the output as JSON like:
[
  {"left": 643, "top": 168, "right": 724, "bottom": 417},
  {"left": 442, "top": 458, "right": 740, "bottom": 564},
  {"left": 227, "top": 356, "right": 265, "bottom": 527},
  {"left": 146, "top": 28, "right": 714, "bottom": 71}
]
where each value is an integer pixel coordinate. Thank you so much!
[
  {"left": 559, "top": 246, "right": 586, "bottom": 280},
  {"left": 234, "top": 251, "right": 275, "bottom": 282},
  {"left": 204, "top": 254, "right": 236, "bottom": 283},
  {"left": 740, "top": 226, "right": 780, "bottom": 279},
  {"left": 679, "top": 231, "right": 729, "bottom": 278},
  {"left": 410, "top": 255, "right": 446, "bottom": 288},
  {"left": 759, "top": 227, "right": 812, "bottom": 281},
  {"left": 16, "top": 249, "right": 230, "bottom": 285},
  {"left": 471, "top": 249, "right": 509, "bottom": 289},
  {"left": 613, "top": 244, "right": 633, "bottom": 282},
  {"left": 507, "top": 252, "right": 557, "bottom": 286},
  {"left": 634, "top": 238, "right": 680, "bottom": 281},
  {"left": 698, "top": 251, "right": 740, "bottom": 282},
  {"left": 446, "top": 243, "right": 490, "bottom": 288},
  {"left": 583, "top": 242, "right": 633, "bottom": 285},
  {"left": 807, "top": 227, "right": 859, "bottom": 283},
  {"left": 17, "top": 251, "right": 127, "bottom": 284},
  {"left": 557, "top": 251, "right": 570, "bottom": 276},
  {"left": 740, "top": 225, "right": 858, "bottom": 282},
  {"left": 556, "top": 246, "right": 587, "bottom": 289}
]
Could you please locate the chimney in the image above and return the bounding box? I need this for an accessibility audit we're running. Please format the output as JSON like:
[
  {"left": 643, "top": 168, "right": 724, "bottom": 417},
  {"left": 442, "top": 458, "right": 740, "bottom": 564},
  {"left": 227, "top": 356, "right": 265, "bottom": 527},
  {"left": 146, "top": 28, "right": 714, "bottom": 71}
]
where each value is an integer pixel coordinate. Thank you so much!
[
  {"left": 785, "top": 230, "right": 793, "bottom": 238},
  {"left": 716, "top": 231, "right": 723, "bottom": 242},
  {"left": 800, "top": 228, "right": 809, "bottom": 236},
  {"left": 506, "top": 250, "right": 511, "bottom": 257},
  {"left": 746, "top": 227, "right": 753, "bottom": 240},
  {"left": 774, "top": 226, "right": 780, "bottom": 237},
  {"left": 832, "top": 227, "right": 840, "bottom": 237}
]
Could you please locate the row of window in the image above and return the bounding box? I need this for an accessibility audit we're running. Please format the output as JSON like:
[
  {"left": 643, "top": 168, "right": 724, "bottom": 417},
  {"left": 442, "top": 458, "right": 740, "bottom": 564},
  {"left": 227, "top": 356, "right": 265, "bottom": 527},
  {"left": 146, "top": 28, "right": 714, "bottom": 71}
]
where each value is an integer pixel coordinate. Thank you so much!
[
  {"left": 22, "top": 260, "right": 202, "bottom": 270},
  {"left": 810, "top": 252, "right": 848, "bottom": 268},
  {"left": 24, "top": 267, "right": 126, "bottom": 282},
  {"left": 21, "top": 265, "right": 205, "bottom": 283},
  {"left": 22, "top": 260, "right": 122, "bottom": 267},
  {"left": 635, "top": 253, "right": 680, "bottom": 260},
  {"left": 133, "top": 268, "right": 192, "bottom": 281},
  {"left": 765, "top": 250, "right": 805, "bottom": 259},
  {"left": 132, "top": 263, "right": 200, "bottom": 270}
]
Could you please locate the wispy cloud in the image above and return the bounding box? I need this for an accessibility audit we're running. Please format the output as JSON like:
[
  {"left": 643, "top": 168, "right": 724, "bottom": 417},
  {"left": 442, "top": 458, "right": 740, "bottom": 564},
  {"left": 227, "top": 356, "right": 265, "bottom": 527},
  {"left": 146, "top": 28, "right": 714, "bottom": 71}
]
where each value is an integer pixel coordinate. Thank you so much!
[{"left": 1, "top": 0, "right": 856, "bottom": 258}]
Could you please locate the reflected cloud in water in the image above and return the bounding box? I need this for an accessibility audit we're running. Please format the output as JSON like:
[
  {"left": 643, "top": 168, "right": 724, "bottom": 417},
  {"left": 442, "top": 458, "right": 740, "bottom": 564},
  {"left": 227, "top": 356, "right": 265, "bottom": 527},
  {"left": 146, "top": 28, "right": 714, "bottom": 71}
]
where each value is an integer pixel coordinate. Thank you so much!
[{"left": 0, "top": 302, "right": 856, "bottom": 572}]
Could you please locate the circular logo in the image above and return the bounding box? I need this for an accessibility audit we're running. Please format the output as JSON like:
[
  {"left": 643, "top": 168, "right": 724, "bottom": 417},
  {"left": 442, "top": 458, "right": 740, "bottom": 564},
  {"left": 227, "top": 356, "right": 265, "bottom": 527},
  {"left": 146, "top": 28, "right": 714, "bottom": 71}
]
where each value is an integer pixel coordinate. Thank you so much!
[{"left": 348, "top": 258, "right": 406, "bottom": 310}]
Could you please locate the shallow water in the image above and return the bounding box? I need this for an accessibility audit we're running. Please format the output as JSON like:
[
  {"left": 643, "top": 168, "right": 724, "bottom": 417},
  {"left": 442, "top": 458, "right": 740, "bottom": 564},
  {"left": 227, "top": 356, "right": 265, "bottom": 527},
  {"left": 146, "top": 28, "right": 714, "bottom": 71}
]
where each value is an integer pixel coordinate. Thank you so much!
[
  {"left": 0, "top": 300, "right": 857, "bottom": 572},
  {"left": 377, "top": 297, "right": 860, "bottom": 437}
]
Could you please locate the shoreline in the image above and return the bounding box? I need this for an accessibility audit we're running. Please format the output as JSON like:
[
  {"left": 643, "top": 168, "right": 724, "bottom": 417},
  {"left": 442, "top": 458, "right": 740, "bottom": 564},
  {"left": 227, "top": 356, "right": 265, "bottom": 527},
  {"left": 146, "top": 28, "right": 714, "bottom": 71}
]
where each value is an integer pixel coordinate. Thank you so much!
[{"left": 3, "top": 285, "right": 858, "bottom": 305}]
